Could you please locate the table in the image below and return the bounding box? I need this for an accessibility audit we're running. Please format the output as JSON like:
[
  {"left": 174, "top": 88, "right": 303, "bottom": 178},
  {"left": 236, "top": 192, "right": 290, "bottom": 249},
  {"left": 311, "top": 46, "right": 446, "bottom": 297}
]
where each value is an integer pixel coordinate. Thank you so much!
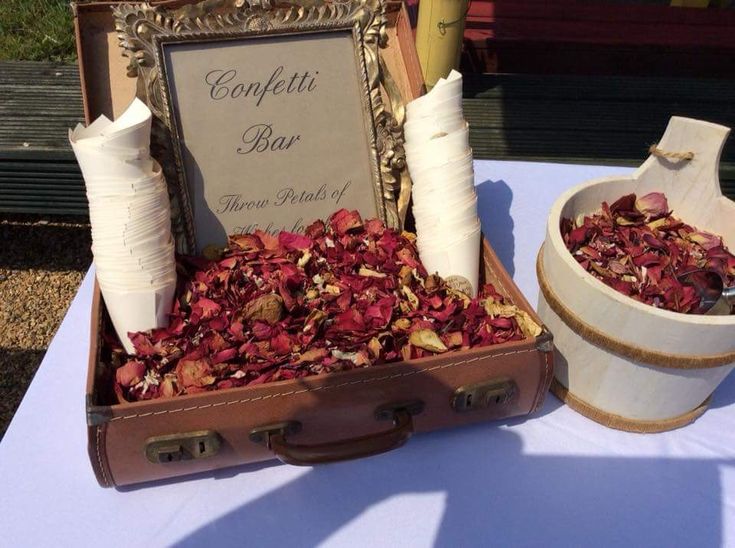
[{"left": 2, "top": 160, "right": 734, "bottom": 548}]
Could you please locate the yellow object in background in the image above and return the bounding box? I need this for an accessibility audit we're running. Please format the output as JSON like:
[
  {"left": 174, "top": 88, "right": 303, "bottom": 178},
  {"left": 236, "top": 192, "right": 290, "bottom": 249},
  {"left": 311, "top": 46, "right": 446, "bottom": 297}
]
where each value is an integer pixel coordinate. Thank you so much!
[
  {"left": 671, "top": 0, "right": 710, "bottom": 6},
  {"left": 415, "top": 0, "right": 468, "bottom": 89}
]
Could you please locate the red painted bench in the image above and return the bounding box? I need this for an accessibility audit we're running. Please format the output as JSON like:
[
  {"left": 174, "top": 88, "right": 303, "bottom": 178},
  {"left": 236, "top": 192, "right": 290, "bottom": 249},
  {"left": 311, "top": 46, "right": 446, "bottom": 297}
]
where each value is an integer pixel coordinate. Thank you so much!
[{"left": 461, "top": 0, "right": 735, "bottom": 76}]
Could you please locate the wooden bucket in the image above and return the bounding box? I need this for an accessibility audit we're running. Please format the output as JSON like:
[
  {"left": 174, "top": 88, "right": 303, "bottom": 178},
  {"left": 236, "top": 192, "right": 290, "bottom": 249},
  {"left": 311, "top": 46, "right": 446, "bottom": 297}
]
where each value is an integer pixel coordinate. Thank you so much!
[{"left": 538, "top": 117, "right": 735, "bottom": 432}]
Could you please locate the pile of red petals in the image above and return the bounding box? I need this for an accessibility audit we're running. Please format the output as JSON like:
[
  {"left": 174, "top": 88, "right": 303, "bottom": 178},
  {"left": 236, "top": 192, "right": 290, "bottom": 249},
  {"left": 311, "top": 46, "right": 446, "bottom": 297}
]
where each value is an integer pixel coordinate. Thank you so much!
[
  {"left": 112, "top": 209, "right": 541, "bottom": 401},
  {"left": 561, "top": 192, "right": 735, "bottom": 314}
]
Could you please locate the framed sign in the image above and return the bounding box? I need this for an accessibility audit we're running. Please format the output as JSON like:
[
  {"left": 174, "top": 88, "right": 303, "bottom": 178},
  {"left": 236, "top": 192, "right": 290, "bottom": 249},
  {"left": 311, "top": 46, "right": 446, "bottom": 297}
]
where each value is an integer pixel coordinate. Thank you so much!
[{"left": 114, "top": 0, "right": 406, "bottom": 254}]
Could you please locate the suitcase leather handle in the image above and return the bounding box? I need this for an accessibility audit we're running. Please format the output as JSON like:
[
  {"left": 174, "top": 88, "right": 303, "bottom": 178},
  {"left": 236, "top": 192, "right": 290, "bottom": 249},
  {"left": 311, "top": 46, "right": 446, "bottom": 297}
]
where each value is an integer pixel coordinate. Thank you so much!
[{"left": 249, "top": 401, "right": 423, "bottom": 466}]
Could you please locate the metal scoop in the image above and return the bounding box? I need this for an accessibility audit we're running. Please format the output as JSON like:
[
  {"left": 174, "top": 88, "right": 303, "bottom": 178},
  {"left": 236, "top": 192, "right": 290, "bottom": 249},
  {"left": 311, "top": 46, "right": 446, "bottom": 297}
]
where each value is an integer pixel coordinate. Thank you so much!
[{"left": 678, "top": 270, "right": 735, "bottom": 315}]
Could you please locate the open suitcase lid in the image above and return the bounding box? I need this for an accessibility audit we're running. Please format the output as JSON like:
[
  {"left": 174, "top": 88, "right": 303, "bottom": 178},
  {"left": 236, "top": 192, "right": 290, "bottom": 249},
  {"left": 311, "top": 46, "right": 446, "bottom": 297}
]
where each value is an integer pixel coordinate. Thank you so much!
[{"left": 73, "top": 0, "right": 423, "bottom": 254}]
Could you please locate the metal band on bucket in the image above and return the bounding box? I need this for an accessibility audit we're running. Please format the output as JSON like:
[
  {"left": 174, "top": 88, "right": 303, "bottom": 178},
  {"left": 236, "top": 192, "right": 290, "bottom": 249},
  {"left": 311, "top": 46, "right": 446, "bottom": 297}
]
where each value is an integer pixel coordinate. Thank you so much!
[{"left": 550, "top": 378, "right": 710, "bottom": 433}]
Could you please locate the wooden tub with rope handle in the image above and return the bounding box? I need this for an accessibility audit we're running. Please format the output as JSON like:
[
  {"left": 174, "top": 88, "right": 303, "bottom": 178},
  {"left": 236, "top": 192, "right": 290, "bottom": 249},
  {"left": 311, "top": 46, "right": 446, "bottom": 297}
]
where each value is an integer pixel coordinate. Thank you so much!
[{"left": 538, "top": 116, "right": 735, "bottom": 432}]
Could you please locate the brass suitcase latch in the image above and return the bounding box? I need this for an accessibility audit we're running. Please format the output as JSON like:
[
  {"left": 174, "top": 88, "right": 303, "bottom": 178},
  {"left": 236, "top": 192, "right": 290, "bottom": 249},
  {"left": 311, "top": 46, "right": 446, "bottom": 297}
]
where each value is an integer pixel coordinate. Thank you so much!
[
  {"left": 452, "top": 379, "right": 516, "bottom": 412},
  {"left": 145, "top": 430, "right": 221, "bottom": 464}
]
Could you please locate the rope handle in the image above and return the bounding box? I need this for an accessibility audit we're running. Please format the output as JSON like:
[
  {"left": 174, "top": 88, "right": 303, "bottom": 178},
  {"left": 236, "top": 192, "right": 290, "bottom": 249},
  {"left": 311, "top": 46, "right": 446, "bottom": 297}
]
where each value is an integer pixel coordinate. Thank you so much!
[{"left": 648, "top": 143, "right": 694, "bottom": 162}]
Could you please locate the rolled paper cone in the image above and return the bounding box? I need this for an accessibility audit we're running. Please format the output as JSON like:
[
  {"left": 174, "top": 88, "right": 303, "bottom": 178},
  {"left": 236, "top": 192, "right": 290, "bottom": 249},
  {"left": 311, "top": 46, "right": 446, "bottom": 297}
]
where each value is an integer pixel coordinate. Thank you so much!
[
  {"left": 416, "top": 217, "right": 480, "bottom": 245},
  {"left": 414, "top": 197, "right": 478, "bottom": 229},
  {"left": 87, "top": 194, "right": 169, "bottom": 218},
  {"left": 406, "top": 94, "right": 464, "bottom": 125},
  {"left": 84, "top": 160, "right": 163, "bottom": 185},
  {"left": 85, "top": 178, "right": 164, "bottom": 198},
  {"left": 413, "top": 173, "right": 476, "bottom": 196},
  {"left": 96, "top": 273, "right": 177, "bottom": 293},
  {"left": 92, "top": 239, "right": 172, "bottom": 259},
  {"left": 93, "top": 225, "right": 173, "bottom": 251},
  {"left": 412, "top": 185, "right": 476, "bottom": 215},
  {"left": 72, "top": 115, "right": 111, "bottom": 140},
  {"left": 99, "top": 282, "right": 176, "bottom": 354},
  {"left": 94, "top": 268, "right": 176, "bottom": 289},
  {"left": 404, "top": 112, "right": 466, "bottom": 144},
  {"left": 76, "top": 97, "right": 152, "bottom": 151},
  {"left": 96, "top": 267, "right": 177, "bottom": 290},
  {"left": 90, "top": 214, "right": 171, "bottom": 244},
  {"left": 84, "top": 163, "right": 164, "bottom": 192},
  {"left": 406, "top": 147, "right": 470, "bottom": 174},
  {"left": 413, "top": 198, "right": 477, "bottom": 230},
  {"left": 96, "top": 274, "right": 175, "bottom": 292},
  {"left": 410, "top": 149, "right": 473, "bottom": 181},
  {"left": 417, "top": 218, "right": 481, "bottom": 250},
  {"left": 416, "top": 223, "right": 480, "bottom": 253},
  {"left": 404, "top": 123, "right": 469, "bottom": 157},
  {"left": 411, "top": 172, "right": 475, "bottom": 199},
  {"left": 417, "top": 227, "right": 481, "bottom": 297},
  {"left": 407, "top": 69, "right": 463, "bottom": 111},
  {"left": 88, "top": 207, "right": 169, "bottom": 238},
  {"left": 90, "top": 216, "right": 172, "bottom": 245},
  {"left": 94, "top": 231, "right": 174, "bottom": 254},
  {"left": 96, "top": 267, "right": 177, "bottom": 293},
  {"left": 71, "top": 145, "right": 155, "bottom": 181},
  {"left": 71, "top": 99, "right": 177, "bottom": 351},
  {"left": 405, "top": 101, "right": 463, "bottom": 124},
  {"left": 411, "top": 166, "right": 475, "bottom": 195},
  {"left": 87, "top": 183, "right": 169, "bottom": 209},
  {"left": 92, "top": 239, "right": 175, "bottom": 267},
  {"left": 69, "top": 133, "right": 144, "bottom": 159}
]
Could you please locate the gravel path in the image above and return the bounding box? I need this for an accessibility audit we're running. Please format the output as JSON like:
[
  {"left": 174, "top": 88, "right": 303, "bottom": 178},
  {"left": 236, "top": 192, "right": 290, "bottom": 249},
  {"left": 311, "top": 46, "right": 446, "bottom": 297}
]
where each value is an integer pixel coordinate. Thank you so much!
[{"left": 0, "top": 214, "right": 91, "bottom": 439}]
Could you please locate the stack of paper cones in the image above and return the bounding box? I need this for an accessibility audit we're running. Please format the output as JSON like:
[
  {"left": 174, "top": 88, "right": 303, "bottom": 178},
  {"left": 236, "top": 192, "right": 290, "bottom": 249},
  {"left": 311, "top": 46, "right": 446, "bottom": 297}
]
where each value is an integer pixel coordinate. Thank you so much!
[
  {"left": 70, "top": 98, "right": 176, "bottom": 354},
  {"left": 404, "top": 70, "right": 481, "bottom": 296}
]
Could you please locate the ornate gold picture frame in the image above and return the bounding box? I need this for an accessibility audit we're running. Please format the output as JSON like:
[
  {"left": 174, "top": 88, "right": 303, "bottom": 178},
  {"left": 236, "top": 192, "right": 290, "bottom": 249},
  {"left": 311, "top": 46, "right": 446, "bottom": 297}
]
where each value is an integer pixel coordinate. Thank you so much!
[{"left": 113, "top": 0, "right": 406, "bottom": 254}]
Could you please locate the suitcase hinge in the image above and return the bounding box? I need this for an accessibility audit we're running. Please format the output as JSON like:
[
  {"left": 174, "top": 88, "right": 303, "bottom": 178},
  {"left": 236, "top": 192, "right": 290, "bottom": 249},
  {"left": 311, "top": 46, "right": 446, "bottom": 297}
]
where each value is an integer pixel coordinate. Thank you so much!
[{"left": 86, "top": 398, "right": 113, "bottom": 426}]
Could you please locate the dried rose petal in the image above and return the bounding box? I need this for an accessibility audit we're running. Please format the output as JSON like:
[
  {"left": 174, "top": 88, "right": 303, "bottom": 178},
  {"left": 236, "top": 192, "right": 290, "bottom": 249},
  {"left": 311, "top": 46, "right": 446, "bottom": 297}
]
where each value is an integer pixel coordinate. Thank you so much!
[
  {"left": 229, "top": 234, "right": 263, "bottom": 253},
  {"left": 176, "top": 359, "right": 216, "bottom": 389},
  {"left": 330, "top": 209, "right": 363, "bottom": 235},
  {"left": 635, "top": 192, "right": 668, "bottom": 218},
  {"left": 279, "top": 231, "right": 313, "bottom": 251},
  {"left": 332, "top": 309, "right": 366, "bottom": 332},
  {"left": 160, "top": 376, "right": 177, "bottom": 398},
  {"left": 409, "top": 329, "right": 448, "bottom": 353},
  {"left": 688, "top": 231, "right": 722, "bottom": 251},
  {"left": 116, "top": 360, "right": 146, "bottom": 388}
]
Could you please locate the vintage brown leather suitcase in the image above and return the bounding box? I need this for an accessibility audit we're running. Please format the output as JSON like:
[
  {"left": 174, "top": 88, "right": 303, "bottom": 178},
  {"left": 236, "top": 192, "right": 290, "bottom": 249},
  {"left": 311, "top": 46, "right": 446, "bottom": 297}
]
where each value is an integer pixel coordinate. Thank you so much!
[{"left": 76, "top": 0, "right": 554, "bottom": 487}]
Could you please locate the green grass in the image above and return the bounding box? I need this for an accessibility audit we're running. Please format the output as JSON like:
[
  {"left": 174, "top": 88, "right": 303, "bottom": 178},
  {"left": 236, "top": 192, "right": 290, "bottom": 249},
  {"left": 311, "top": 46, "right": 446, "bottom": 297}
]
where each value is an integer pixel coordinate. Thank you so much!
[{"left": 0, "top": 0, "right": 76, "bottom": 62}]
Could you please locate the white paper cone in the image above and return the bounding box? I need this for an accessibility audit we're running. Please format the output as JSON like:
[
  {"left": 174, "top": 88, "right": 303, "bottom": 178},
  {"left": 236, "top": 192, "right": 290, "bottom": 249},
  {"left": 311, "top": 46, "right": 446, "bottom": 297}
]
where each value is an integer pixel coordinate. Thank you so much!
[
  {"left": 404, "top": 125, "right": 470, "bottom": 167},
  {"left": 72, "top": 97, "right": 152, "bottom": 152},
  {"left": 414, "top": 197, "right": 478, "bottom": 230},
  {"left": 404, "top": 112, "right": 466, "bottom": 144},
  {"left": 100, "top": 281, "right": 176, "bottom": 354},
  {"left": 71, "top": 99, "right": 177, "bottom": 353},
  {"left": 72, "top": 115, "right": 112, "bottom": 140},
  {"left": 418, "top": 227, "right": 481, "bottom": 297},
  {"left": 406, "top": 70, "right": 463, "bottom": 118}
]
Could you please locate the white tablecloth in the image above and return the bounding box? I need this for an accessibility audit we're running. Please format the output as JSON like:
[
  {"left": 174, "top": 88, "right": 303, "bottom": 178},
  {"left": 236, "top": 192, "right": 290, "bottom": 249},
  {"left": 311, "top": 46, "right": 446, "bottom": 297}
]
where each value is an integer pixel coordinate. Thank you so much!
[{"left": 2, "top": 160, "right": 734, "bottom": 548}]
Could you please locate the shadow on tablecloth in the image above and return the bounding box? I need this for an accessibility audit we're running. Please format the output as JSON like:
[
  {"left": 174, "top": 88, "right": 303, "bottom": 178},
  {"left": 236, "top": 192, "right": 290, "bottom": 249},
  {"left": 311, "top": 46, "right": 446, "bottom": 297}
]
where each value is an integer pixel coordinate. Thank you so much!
[
  {"left": 476, "top": 178, "right": 515, "bottom": 278},
  {"left": 145, "top": 275, "right": 735, "bottom": 547},
  {"left": 170, "top": 423, "right": 728, "bottom": 547}
]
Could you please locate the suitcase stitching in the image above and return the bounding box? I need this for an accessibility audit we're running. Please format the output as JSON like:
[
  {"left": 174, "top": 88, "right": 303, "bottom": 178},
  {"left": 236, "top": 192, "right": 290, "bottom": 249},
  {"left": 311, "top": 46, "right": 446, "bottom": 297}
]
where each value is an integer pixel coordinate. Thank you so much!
[
  {"left": 531, "top": 350, "right": 552, "bottom": 412},
  {"left": 109, "top": 348, "right": 536, "bottom": 421},
  {"left": 95, "top": 425, "right": 111, "bottom": 487}
]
